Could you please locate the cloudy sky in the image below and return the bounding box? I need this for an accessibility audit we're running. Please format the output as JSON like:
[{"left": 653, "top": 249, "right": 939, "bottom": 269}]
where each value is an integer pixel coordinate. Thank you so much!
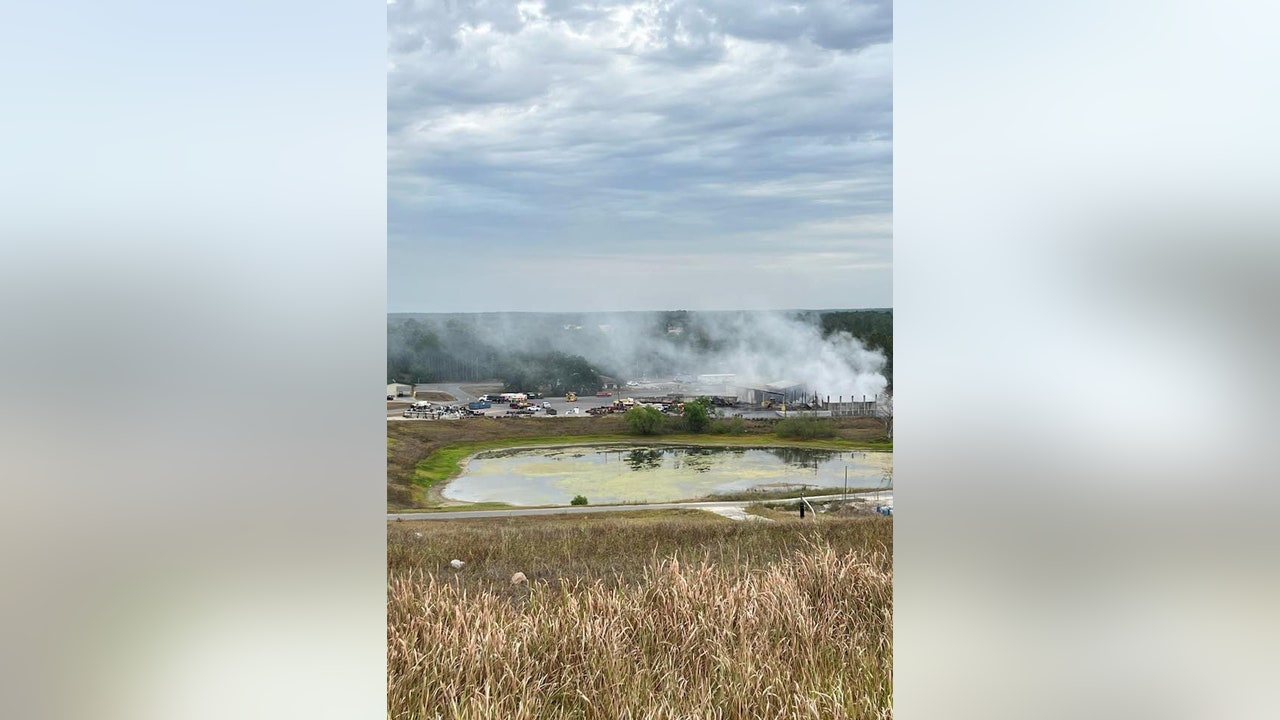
[{"left": 388, "top": 0, "right": 891, "bottom": 313}]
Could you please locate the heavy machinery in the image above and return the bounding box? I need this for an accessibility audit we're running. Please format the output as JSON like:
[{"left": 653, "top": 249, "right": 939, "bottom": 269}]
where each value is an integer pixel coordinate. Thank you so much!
[{"left": 565, "top": 391, "right": 577, "bottom": 402}]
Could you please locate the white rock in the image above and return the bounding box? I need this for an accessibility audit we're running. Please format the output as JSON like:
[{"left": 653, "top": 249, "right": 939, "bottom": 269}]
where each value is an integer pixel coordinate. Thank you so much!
[
  {"left": 449, "top": 559, "right": 465, "bottom": 570},
  {"left": 511, "top": 572, "right": 527, "bottom": 585}
]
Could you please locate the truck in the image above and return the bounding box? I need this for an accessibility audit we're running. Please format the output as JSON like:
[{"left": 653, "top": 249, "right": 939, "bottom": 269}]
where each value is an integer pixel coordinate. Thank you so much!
[
  {"left": 565, "top": 391, "right": 577, "bottom": 402},
  {"left": 467, "top": 400, "right": 491, "bottom": 410}
]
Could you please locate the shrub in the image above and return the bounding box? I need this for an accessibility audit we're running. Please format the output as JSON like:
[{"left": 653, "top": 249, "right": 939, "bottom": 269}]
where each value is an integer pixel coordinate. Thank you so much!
[
  {"left": 570, "top": 495, "right": 589, "bottom": 506},
  {"left": 710, "top": 416, "right": 746, "bottom": 435},
  {"left": 774, "top": 416, "right": 837, "bottom": 439},
  {"left": 682, "top": 396, "right": 714, "bottom": 433},
  {"left": 625, "top": 405, "right": 665, "bottom": 435}
]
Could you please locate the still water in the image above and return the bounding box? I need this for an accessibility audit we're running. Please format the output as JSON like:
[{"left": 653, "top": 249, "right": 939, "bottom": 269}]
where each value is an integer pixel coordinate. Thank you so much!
[{"left": 442, "top": 444, "right": 893, "bottom": 506}]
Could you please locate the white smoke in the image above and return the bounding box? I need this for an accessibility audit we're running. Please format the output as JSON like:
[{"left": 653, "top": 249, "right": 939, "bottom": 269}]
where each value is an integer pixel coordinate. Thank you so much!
[
  {"left": 678, "top": 311, "right": 888, "bottom": 400},
  {"left": 391, "top": 310, "right": 889, "bottom": 400}
]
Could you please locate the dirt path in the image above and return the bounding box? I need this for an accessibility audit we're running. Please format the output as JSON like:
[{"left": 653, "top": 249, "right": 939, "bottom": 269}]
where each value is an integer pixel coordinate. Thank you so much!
[{"left": 389, "top": 492, "right": 891, "bottom": 521}]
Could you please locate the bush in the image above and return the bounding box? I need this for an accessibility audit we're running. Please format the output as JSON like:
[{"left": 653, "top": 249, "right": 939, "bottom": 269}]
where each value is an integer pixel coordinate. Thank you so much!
[
  {"left": 570, "top": 495, "right": 589, "bottom": 506},
  {"left": 625, "top": 405, "right": 665, "bottom": 435},
  {"left": 682, "top": 396, "right": 714, "bottom": 433},
  {"left": 710, "top": 416, "right": 746, "bottom": 435},
  {"left": 774, "top": 416, "right": 837, "bottom": 439}
]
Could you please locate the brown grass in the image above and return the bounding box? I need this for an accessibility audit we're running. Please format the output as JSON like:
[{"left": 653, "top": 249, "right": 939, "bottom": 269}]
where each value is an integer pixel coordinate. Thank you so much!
[{"left": 387, "top": 513, "right": 892, "bottom": 719}]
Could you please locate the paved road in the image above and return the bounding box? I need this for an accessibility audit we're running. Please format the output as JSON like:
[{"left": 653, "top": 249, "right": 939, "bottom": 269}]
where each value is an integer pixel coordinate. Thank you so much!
[
  {"left": 389, "top": 382, "right": 792, "bottom": 420},
  {"left": 388, "top": 492, "right": 892, "bottom": 521},
  {"left": 390, "top": 387, "right": 621, "bottom": 418}
]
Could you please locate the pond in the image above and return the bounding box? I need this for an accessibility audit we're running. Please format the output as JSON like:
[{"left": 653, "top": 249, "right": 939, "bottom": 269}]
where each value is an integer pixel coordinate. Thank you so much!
[{"left": 441, "top": 444, "right": 893, "bottom": 506}]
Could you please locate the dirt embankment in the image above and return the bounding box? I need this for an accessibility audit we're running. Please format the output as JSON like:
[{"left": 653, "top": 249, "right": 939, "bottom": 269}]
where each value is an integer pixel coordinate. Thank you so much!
[{"left": 413, "top": 391, "right": 457, "bottom": 402}]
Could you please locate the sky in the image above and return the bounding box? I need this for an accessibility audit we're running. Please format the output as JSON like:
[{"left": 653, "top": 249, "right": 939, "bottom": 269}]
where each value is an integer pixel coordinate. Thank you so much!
[{"left": 388, "top": 0, "right": 891, "bottom": 313}]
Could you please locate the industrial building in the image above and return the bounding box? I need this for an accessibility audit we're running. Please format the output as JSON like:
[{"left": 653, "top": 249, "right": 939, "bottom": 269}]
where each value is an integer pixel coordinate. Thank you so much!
[
  {"left": 733, "top": 379, "right": 808, "bottom": 405},
  {"left": 387, "top": 383, "right": 412, "bottom": 398},
  {"left": 828, "top": 396, "right": 879, "bottom": 417}
]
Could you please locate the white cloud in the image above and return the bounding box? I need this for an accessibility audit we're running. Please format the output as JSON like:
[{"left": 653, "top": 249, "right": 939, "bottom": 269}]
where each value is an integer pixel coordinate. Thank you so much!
[{"left": 389, "top": 0, "right": 892, "bottom": 311}]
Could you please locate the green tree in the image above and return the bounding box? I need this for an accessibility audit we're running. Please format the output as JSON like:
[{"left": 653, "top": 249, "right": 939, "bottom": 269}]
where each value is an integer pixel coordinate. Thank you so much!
[
  {"left": 625, "top": 405, "right": 665, "bottom": 435},
  {"left": 683, "top": 396, "right": 714, "bottom": 433},
  {"left": 570, "top": 495, "right": 588, "bottom": 506}
]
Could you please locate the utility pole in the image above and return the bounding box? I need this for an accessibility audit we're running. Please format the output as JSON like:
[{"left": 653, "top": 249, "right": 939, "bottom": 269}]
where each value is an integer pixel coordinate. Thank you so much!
[{"left": 844, "top": 466, "right": 848, "bottom": 502}]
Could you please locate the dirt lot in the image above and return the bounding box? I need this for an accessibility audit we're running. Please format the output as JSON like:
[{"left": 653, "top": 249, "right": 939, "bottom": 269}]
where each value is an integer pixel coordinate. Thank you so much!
[
  {"left": 412, "top": 391, "right": 456, "bottom": 402},
  {"left": 459, "top": 382, "right": 503, "bottom": 397}
]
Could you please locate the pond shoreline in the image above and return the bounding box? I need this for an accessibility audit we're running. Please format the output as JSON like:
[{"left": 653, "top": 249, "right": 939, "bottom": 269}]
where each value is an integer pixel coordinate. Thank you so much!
[
  {"left": 418, "top": 434, "right": 890, "bottom": 506},
  {"left": 434, "top": 439, "right": 893, "bottom": 507}
]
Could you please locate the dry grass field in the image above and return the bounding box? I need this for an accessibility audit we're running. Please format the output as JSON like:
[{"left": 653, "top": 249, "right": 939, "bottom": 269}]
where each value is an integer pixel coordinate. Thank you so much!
[{"left": 388, "top": 512, "right": 892, "bottom": 719}]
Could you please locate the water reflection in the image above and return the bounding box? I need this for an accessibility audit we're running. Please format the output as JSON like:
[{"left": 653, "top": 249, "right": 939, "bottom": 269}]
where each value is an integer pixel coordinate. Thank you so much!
[
  {"left": 765, "top": 447, "right": 840, "bottom": 472},
  {"left": 626, "top": 448, "right": 663, "bottom": 471},
  {"left": 450, "top": 444, "right": 893, "bottom": 506}
]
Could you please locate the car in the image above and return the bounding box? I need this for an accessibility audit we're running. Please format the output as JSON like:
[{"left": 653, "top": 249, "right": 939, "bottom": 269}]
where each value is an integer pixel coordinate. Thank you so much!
[
  {"left": 387, "top": 395, "right": 395, "bottom": 401},
  {"left": 596, "top": 390, "right": 612, "bottom": 397},
  {"left": 542, "top": 401, "right": 551, "bottom": 408}
]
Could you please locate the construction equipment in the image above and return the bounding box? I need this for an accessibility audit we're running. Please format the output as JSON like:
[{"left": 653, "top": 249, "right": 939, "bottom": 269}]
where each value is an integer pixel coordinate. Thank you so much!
[{"left": 566, "top": 391, "right": 577, "bottom": 402}]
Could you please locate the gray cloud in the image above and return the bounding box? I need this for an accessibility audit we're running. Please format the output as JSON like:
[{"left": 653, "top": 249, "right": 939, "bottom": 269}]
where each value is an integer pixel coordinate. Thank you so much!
[{"left": 389, "top": 0, "right": 891, "bottom": 311}]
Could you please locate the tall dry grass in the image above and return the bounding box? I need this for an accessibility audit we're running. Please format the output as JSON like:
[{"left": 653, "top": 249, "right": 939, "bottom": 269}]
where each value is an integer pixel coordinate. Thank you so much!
[{"left": 388, "top": 515, "right": 892, "bottom": 719}]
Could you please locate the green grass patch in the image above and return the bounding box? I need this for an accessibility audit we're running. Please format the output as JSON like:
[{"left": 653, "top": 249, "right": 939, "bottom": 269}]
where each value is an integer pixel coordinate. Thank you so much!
[{"left": 775, "top": 416, "right": 838, "bottom": 439}]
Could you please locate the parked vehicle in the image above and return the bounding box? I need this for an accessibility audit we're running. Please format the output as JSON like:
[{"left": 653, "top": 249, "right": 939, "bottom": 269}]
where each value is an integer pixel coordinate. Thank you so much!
[
  {"left": 596, "top": 390, "right": 612, "bottom": 397},
  {"left": 565, "top": 392, "right": 577, "bottom": 402},
  {"left": 545, "top": 407, "right": 557, "bottom": 416},
  {"left": 467, "top": 400, "right": 491, "bottom": 410}
]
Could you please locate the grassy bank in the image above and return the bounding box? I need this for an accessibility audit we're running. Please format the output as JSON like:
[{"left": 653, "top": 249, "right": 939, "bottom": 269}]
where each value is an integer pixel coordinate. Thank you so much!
[
  {"left": 388, "top": 415, "right": 890, "bottom": 510},
  {"left": 388, "top": 512, "right": 892, "bottom": 719}
]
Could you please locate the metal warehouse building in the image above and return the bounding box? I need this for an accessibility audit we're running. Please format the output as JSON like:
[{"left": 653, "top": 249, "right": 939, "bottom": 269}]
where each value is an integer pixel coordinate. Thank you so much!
[{"left": 734, "top": 379, "right": 809, "bottom": 405}]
